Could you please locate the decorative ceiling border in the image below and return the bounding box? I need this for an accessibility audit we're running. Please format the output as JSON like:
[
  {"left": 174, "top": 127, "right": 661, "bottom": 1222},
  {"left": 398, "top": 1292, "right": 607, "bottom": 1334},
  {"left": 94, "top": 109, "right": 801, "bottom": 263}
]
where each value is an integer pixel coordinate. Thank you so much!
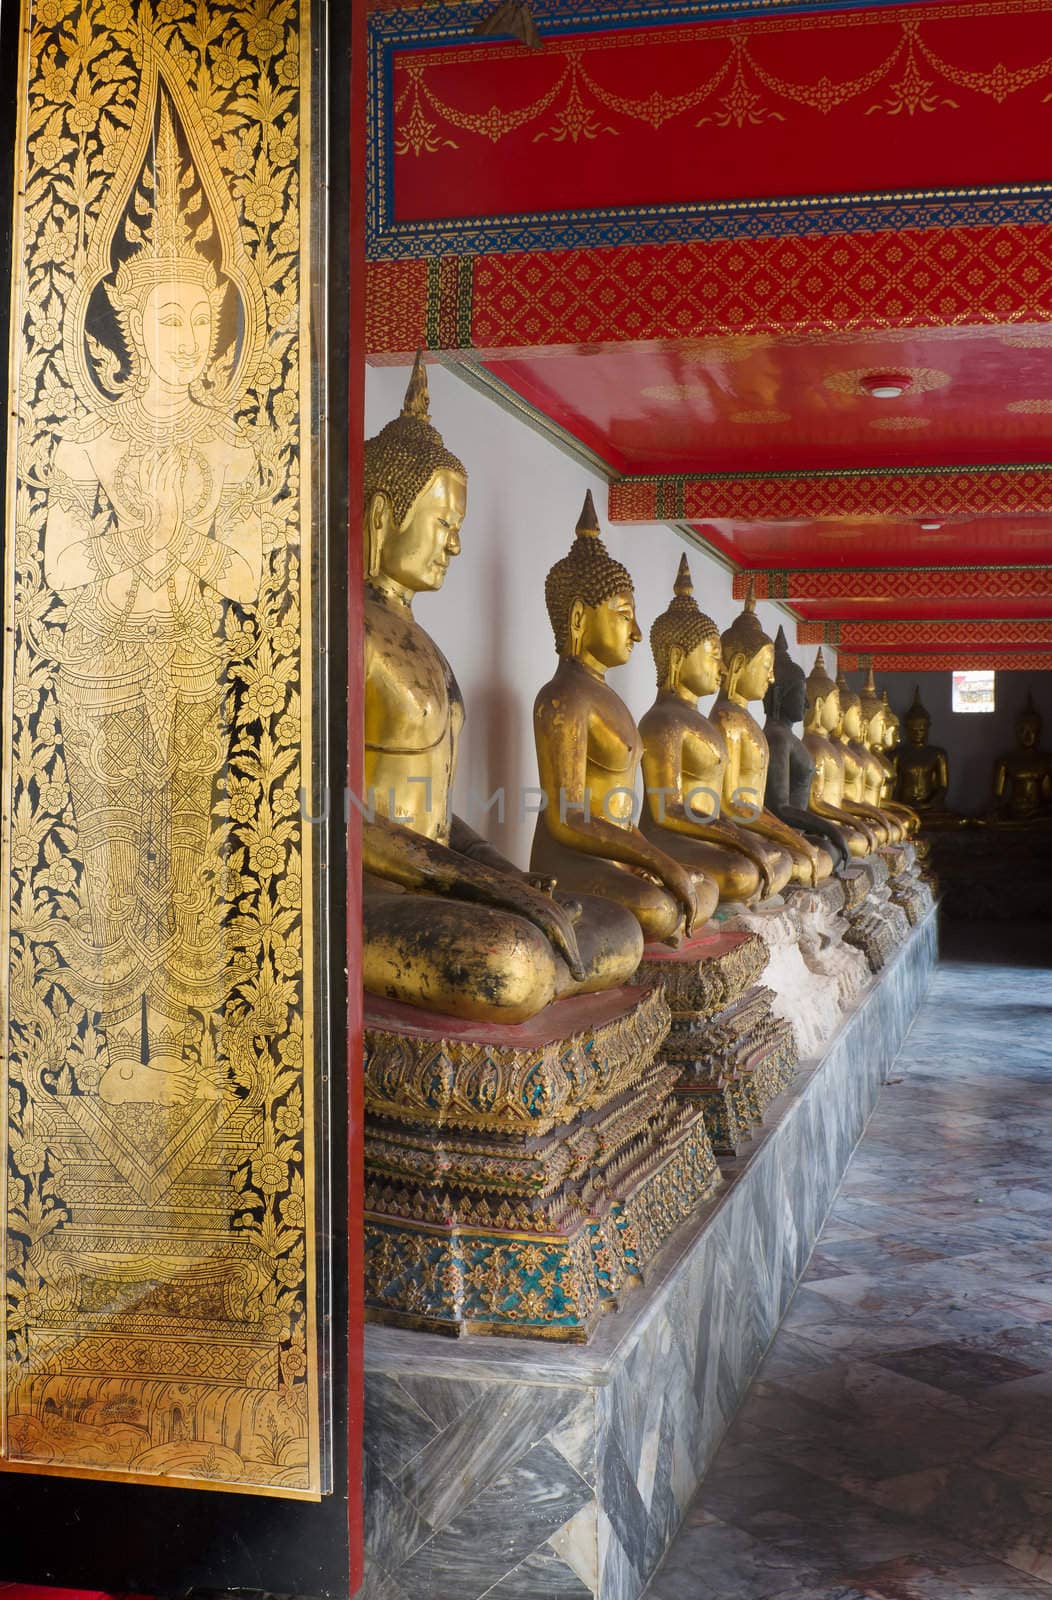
[
  {"left": 799, "top": 618, "right": 1052, "bottom": 646},
  {"left": 732, "top": 567, "right": 1052, "bottom": 601},
  {"left": 367, "top": 0, "right": 1052, "bottom": 258},
  {"left": 610, "top": 465, "right": 1052, "bottom": 523},
  {"left": 365, "top": 222, "right": 1052, "bottom": 355},
  {"left": 837, "top": 650, "right": 1052, "bottom": 670}
]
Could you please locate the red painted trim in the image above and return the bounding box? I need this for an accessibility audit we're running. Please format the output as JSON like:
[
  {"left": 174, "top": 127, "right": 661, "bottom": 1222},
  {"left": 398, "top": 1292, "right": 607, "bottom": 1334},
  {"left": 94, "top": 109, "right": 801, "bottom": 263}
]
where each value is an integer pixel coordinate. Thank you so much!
[
  {"left": 839, "top": 650, "right": 1052, "bottom": 670},
  {"left": 365, "top": 222, "right": 1052, "bottom": 356},
  {"left": 348, "top": 2, "right": 367, "bottom": 1589},
  {"left": 609, "top": 465, "right": 1052, "bottom": 526},
  {"left": 733, "top": 567, "right": 1052, "bottom": 602},
  {"left": 799, "top": 618, "right": 1052, "bottom": 648}
]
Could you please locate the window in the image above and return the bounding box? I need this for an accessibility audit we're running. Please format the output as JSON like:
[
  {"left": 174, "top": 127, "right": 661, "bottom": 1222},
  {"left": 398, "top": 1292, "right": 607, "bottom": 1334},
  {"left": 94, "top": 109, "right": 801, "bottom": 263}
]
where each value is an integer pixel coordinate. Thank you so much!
[{"left": 952, "top": 670, "right": 996, "bottom": 713}]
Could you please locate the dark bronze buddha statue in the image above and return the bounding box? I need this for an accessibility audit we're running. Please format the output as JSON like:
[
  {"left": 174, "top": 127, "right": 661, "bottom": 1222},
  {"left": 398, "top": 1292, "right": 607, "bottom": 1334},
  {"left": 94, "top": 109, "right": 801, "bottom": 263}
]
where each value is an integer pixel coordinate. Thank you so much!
[{"left": 763, "top": 627, "right": 852, "bottom": 870}]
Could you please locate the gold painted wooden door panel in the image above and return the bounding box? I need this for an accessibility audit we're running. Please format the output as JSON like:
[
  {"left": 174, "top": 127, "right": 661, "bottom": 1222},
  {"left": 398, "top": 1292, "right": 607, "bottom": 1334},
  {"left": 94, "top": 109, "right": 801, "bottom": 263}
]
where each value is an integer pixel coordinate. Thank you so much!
[{"left": 1, "top": 0, "right": 326, "bottom": 1498}]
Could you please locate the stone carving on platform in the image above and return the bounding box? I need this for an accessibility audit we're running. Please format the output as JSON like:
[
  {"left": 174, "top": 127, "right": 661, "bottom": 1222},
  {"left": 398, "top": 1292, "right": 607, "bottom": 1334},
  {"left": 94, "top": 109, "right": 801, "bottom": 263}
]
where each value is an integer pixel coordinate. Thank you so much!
[
  {"left": 636, "top": 930, "right": 797, "bottom": 1153},
  {"left": 2, "top": 1, "right": 323, "bottom": 1495},
  {"left": 363, "top": 986, "right": 722, "bottom": 1339}
]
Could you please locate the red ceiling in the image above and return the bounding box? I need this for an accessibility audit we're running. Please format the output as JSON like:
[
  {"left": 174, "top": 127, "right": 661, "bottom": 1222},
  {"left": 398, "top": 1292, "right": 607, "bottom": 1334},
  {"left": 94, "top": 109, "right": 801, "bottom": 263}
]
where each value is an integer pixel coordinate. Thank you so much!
[
  {"left": 369, "top": 0, "right": 1052, "bottom": 654},
  {"left": 690, "top": 517, "right": 1052, "bottom": 571},
  {"left": 485, "top": 328, "right": 1052, "bottom": 475},
  {"left": 391, "top": 5, "right": 1052, "bottom": 223},
  {"left": 792, "top": 593, "right": 1052, "bottom": 622}
]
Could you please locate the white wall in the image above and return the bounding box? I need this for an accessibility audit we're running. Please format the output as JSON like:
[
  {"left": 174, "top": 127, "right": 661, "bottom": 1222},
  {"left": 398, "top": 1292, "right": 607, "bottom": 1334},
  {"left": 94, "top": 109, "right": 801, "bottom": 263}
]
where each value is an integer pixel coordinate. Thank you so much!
[
  {"left": 867, "top": 669, "right": 1052, "bottom": 816},
  {"left": 365, "top": 362, "right": 810, "bottom": 867}
]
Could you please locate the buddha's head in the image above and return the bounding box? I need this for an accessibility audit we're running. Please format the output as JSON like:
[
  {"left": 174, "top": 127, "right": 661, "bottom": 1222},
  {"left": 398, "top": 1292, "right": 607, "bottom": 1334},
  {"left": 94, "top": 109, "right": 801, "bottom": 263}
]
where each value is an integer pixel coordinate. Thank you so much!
[
  {"left": 650, "top": 555, "right": 722, "bottom": 698},
  {"left": 545, "top": 492, "right": 640, "bottom": 670},
  {"left": 763, "top": 626, "right": 806, "bottom": 725},
  {"left": 721, "top": 584, "right": 775, "bottom": 703},
  {"left": 363, "top": 353, "right": 467, "bottom": 596},
  {"left": 836, "top": 671, "right": 864, "bottom": 741},
  {"left": 1017, "top": 689, "right": 1042, "bottom": 750},
  {"left": 805, "top": 648, "right": 840, "bottom": 734},
  {"left": 858, "top": 668, "right": 886, "bottom": 750},
  {"left": 905, "top": 685, "right": 931, "bottom": 748},
  {"left": 882, "top": 690, "right": 901, "bottom": 752},
  {"left": 105, "top": 100, "right": 225, "bottom": 397}
]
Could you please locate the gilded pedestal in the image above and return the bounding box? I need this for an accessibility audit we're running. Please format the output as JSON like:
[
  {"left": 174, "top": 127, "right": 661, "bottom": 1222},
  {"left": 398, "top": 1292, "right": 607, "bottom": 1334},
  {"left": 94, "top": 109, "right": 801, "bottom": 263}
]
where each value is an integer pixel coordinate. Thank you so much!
[
  {"left": 636, "top": 931, "right": 798, "bottom": 1154},
  {"left": 363, "top": 986, "right": 721, "bottom": 1341}
]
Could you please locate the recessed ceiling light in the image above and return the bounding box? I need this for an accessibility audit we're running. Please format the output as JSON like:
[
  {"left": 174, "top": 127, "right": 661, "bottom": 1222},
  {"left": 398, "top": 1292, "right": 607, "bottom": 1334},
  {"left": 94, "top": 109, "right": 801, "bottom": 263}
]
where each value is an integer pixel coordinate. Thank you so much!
[
  {"left": 859, "top": 371, "right": 914, "bottom": 399},
  {"left": 920, "top": 521, "right": 942, "bottom": 531}
]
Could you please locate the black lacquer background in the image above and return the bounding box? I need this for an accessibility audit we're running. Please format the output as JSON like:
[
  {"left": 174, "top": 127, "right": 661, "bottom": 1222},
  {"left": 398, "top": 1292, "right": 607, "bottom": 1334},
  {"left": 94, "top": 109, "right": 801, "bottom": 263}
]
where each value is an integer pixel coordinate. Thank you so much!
[{"left": 0, "top": 3, "right": 356, "bottom": 1593}]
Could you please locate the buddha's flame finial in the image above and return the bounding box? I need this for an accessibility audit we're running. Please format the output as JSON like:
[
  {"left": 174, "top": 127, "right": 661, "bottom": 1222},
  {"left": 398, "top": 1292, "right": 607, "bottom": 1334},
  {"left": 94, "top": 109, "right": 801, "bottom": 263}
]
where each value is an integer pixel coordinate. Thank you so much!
[
  {"left": 864, "top": 666, "right": 877, "bottom": 693},
  {"left": 744, "top": 575, "right": 756, "bottom": 613},
  {"left": 576, "top": 489, "right": 601, "bottom": 538},
  {"left": 673, "top": 552, "right": 694, "bottom": 597},
  {"left": 881, "top": 688, "right": 890, "bottom": 704},
  {"left": 402, "top": 350, "right": 432, "bottom": 423},
  {"left": 774, "top": 624, "right": 789, "bottom": 656},
  {"left": 1023, "top": 687, "right": 1040, "bottom": 718},
  {"left": 815, "top": 646, "right": 827, "bottom": 673}
]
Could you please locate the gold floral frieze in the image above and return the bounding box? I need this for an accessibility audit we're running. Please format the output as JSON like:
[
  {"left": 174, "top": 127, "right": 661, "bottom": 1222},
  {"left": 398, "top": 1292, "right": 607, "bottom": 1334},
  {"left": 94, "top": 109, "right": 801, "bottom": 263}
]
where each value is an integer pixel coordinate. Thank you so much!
[{"left": 1, "top": 0, "right": 324, "bottom": 1497}]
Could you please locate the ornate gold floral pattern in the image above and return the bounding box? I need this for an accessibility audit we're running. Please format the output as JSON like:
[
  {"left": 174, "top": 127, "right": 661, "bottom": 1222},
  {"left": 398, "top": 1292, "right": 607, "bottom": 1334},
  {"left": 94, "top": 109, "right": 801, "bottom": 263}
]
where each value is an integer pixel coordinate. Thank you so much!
[
  {"left": 2, "top": 0, "right": 321, "bottom": 1497},
  {"left": 392, "top": 10, "right": 1052, "bottom": 155}
]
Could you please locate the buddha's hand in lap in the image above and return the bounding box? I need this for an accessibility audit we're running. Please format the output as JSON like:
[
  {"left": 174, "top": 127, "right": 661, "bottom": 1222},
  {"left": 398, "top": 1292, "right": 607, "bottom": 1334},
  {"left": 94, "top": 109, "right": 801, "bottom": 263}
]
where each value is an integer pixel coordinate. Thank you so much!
[
  {"left": 666, "top": 862, "right": 702, "bottom": 937},
  {"left": 503, "top": 878, "right": 587, "bottom": 980}
]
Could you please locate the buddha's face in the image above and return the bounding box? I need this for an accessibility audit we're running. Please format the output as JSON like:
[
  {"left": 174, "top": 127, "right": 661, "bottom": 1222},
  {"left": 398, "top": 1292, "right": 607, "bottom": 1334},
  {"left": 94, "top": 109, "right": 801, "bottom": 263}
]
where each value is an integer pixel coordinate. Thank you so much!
[
  {"left": 680, "top": 635, "right": 722, "bottom": 698},
  {"left": 866, "top": 709, "right": 886, "bottom": 749},
  {"left": 906, "top": 715, "right": 929, "bottom": 748},
  {"left": 131, "top": 278, "right": 215, "bottom": 387},
  {"left": 842, "top": 701, "right": 862, "bottom": 740},
  {"left": 819, "top": 688, "right": 840, "bottom": 734},
  {"left": 736, "top": 643, "right": 775, "bottom": 702},
  {"left": 575, "top": 590, "right": 641, "bottom": 668},
  {"left": 1018, "top": 716, "right": 1041, "bottom": 750},
  {"left": 373, "top": 469, "right": 466, "bottom": 594},
  {"left": 884, "top": 720, "right": 900, "bottom": 752}
]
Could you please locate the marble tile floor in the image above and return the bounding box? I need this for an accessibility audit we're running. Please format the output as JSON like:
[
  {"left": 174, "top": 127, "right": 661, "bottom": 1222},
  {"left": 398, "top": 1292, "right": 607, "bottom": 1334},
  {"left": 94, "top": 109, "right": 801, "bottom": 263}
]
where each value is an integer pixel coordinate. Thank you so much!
[{"left": 646, "top": 929, "right": 1052, "bottom": 1600}]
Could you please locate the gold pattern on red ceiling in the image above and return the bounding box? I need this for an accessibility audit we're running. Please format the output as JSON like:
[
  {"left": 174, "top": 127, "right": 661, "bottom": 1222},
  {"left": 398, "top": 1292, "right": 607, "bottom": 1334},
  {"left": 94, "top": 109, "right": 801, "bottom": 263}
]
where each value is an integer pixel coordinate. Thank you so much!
[
  {"left": 836, "top": 652, "right": 1052, "bottom": 671},
  {"left": 798, "top": 620, "right": 1052, "bottom": 648},
  {"left": 389, "top": 2, "right": 1052, "bottom": 224},
  {"left": 733, "top": 569, "right": 1052, "bottom": 603},
  {"left": 393, "top": 14, "right": 1030, "bottom": 156},
  {"left": 611, "top": 470, "right": 1052, "bottom": 524},
  {"left": 364, "top": 225, "right": 1052, "bottom": 359}
]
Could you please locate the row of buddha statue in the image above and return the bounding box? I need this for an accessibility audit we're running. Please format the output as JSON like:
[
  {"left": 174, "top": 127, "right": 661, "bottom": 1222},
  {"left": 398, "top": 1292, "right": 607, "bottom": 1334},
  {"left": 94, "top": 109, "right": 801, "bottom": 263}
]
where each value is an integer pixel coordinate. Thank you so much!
[
  {"left": 359, "top": 359, "right": 930, "bottom": 1340},
  {"left": 877, "top": 682, "right": 1052, "bottom": 823},
  {"left": 362, "top": 358, "right": 919, "bottom": 1026}
]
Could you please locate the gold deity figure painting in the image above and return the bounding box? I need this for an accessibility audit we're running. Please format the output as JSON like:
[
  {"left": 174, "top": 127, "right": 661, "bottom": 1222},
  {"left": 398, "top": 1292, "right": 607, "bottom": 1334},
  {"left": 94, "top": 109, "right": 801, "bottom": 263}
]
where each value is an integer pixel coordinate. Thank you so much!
[
  {"left": 47, "top": 102, "right": 265, "bottom": 1107},
  {"left": 2, "top": 4, "right": 322, "bottom": 1497}
]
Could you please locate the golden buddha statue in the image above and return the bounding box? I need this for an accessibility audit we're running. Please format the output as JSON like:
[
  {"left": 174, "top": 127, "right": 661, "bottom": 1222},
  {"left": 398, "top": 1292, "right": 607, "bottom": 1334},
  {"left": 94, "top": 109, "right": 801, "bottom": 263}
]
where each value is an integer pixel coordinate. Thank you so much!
[
  {"left": 363, "top": 360, "right": 644, "bottom": 1022},
  {"left": 709, "top": 591, "right": 832, "bottom": 885},
  {"left": 881, "top": 690, "right": 902, "bottom": 802},
  {"left": 993, "top": 690, "right": 1052, "bottom": 820},
  {"left": 896, "top": 685, "right": 951, "bottom": 811},
  {"left": 802, "top": 650, "right": 878, "bottom": 857},
  {"left": 530, "top": 498, "right": 717, "bottom": 943},
  {"left": 638, "top": 556, "right": 782, "bottom": 903},
  {"left": 860, "top": 671, "right": 920, "bottom": 836},
  {"left": 835, "top": 670, "right": 902, "bottom": 844}
]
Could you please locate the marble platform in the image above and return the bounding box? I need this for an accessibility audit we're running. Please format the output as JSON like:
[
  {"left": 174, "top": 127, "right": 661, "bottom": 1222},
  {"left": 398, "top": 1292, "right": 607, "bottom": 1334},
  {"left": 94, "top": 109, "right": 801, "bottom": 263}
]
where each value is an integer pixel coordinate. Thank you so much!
[{"left": 359, "top": 909, "right": 938, "bottom": 1600}]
